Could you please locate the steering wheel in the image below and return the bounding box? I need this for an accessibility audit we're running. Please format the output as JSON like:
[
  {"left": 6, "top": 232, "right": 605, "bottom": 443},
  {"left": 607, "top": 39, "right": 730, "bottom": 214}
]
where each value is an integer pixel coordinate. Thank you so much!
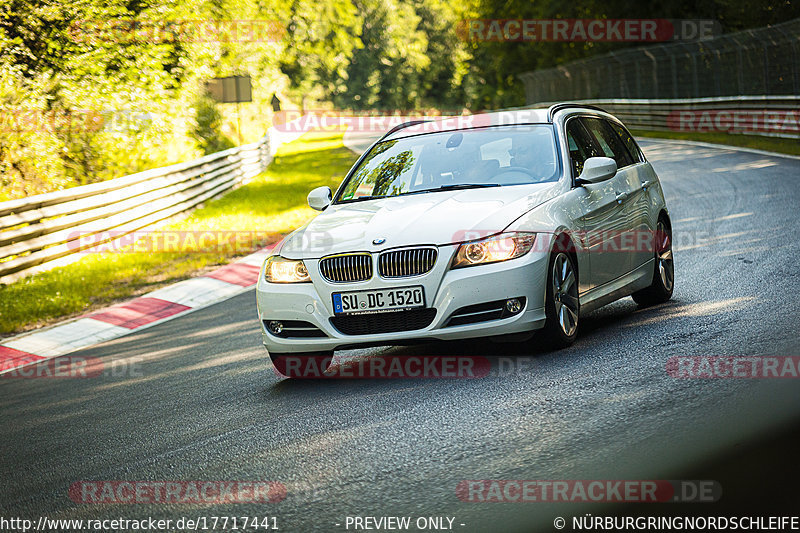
[
  {"left": 494, "top": 166, "right": 540, "bottom": 182},
  {"left": 501, "top": 166, "right": 536, "bottom": 176}
]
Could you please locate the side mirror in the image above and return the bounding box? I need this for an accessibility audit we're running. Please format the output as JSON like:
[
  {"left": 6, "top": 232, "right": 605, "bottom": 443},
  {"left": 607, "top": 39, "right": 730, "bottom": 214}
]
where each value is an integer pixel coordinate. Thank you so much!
[
  {"left": 307, "top": 186, "right": 332, "bottom": 211},
  {"left": 577, "top": 157, "right": 617, "bottom": 184}
]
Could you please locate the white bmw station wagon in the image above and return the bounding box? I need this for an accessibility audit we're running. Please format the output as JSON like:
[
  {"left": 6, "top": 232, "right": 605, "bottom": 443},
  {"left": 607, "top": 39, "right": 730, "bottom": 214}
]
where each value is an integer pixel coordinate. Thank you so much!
[{"left": 257, "top": 105, "right": 674, "bottom": 376}]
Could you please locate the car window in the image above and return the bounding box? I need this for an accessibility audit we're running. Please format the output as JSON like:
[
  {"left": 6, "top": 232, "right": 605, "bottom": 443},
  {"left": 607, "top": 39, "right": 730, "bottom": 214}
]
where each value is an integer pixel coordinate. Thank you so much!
[
  {"left": 580, "top": 117, "right": 634, "bottom": 169},
  {"left": 338, "top": 140, "right": 422, "bottom": 200},
  {"left": 480, "top": 138, "right": 512, "bottom": 167},
  {"left": 565, "top": 119, "right": 599, "bottom": 177},
  {"left": 336, "top": 125, "right": 559, "bottom": 202},
  {"left": 607, "top": 120, "right": 645, "bottom": 163}
]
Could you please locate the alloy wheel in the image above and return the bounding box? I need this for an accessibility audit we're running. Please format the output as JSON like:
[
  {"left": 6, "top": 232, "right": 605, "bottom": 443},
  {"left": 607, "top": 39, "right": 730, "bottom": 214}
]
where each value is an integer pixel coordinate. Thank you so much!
[
  {"left": 656, "top": 219, "right": 674, "bottom": 292},
  {"left": 552, "top": 253, "right": 579, "bottom": 337}
]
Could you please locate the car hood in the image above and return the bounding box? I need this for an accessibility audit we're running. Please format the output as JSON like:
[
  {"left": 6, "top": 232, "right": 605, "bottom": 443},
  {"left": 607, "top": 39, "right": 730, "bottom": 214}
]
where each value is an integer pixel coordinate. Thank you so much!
[{"left": 279, "top": 183, "right": 560, "bottom": 258}]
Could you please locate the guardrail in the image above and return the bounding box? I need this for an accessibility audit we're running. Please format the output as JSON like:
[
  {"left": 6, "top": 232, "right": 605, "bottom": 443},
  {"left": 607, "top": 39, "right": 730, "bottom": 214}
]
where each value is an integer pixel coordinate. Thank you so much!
[
  {"left": 527, "top": 96, "right": 800, "bottom": 139},
  {"left": 0, "top": 135, "right": 271, "bottom": 284}
]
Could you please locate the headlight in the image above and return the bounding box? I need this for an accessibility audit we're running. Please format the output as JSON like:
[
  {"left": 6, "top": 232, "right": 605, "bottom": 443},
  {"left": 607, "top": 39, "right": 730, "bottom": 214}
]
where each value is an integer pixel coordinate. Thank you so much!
[
  {"left": 264, "top": 256, "right": 310, "bottom": 283},
  {"left": 451, "top": 232, "right": 536, "bottom": 269}
]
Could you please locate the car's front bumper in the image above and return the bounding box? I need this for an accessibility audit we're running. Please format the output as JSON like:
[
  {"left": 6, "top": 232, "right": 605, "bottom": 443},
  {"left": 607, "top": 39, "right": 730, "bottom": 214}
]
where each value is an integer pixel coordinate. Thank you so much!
[{"left": 255, "top": 244, "right": 550, "bottom": 354}]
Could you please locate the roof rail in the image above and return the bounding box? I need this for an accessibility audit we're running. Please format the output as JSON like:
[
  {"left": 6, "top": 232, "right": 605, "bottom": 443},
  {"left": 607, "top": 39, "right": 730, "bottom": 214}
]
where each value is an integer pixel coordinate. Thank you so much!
[
  {"left": 379, "top": 119, "right": 432, "bottom": 141},
  {"left": 547, "top": 103, "right": 608, "bottom": 121}
]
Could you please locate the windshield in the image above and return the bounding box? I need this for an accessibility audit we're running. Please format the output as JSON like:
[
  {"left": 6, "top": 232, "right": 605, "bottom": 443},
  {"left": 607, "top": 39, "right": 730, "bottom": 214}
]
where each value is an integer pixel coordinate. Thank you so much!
[{"left": 335, "top": 125, "right": 559, "bottom": 203}]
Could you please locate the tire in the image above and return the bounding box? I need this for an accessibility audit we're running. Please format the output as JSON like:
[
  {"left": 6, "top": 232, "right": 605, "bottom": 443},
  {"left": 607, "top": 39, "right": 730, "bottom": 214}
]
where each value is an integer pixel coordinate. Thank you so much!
[
  {"left": 269, "top": 351, "right": 334, "bottom": 379},
  {"left": 632, "top": 216, "right": 674, "bottom": 306},
  {"left": 539, "top": 251, "right": 580, "bottom": 349}
]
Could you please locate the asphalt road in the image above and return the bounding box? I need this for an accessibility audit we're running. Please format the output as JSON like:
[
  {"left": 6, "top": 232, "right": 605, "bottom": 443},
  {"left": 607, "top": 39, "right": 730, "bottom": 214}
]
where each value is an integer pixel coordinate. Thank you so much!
[{"left": 2, "top": 139, "right": 800, "bottom": 532}]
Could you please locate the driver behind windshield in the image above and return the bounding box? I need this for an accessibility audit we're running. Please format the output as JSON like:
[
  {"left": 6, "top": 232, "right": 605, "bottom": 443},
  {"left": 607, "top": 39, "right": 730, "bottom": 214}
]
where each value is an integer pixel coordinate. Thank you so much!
[{"left": 509, "top": 136, "right": 555, "bottom": 180}]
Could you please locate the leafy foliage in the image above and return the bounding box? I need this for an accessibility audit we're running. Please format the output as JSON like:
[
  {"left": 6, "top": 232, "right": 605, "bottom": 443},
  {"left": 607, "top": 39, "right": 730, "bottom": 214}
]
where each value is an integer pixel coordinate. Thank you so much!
[
  {"left": 0, "top": 0, "right": 284, "bottom": 199},
  {"left": 192, "top": 92, "right": 235, "bottom": 154}
]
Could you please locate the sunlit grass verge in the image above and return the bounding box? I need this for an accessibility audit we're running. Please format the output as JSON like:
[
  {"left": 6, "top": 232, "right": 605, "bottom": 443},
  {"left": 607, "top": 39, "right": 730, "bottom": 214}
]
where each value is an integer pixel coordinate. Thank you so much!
[
  {"left": 0, "top": 130, "right": 357, "bottom": 337},
  {"left": 631, "top": 129, "right": 800, "bottom": 157}
]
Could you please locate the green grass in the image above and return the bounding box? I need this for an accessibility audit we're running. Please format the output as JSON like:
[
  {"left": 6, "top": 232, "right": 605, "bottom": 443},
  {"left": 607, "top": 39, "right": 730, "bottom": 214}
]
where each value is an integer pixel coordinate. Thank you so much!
[
  {"left": 0, "top": 130, "right": 357, "bottom": 337},
  {"left": 630, "top": 129, "right": 800, "bottom": 157}
]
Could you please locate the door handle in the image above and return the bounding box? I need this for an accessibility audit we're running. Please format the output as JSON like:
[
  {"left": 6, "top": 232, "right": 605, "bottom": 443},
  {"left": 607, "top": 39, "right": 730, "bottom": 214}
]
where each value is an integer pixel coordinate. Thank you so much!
[
  {"left": 641, "top": 180, "right": 653, "bottom": 191},
  {"left": 615, "top": 192, "right": 628, "bottom": 204}
]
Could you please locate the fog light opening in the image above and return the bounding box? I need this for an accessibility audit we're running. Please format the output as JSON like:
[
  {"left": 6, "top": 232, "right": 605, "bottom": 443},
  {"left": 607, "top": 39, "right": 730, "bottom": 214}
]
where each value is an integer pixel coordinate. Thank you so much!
[
  {"left": 505, "top": 298, "right": 522, "bottom": 314},
  {"left": 267, "top": 321, "right": 284, "bottom": 335}
]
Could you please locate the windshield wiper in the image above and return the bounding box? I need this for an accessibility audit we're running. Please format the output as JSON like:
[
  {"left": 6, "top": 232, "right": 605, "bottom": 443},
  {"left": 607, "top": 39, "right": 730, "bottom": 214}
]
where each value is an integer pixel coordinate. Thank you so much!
[
  {"left": 336, "top": 195, "right": 387, "bottom": 204},
  {"left": 337, "top": 183, "right": 501, "bottom": 203},
  {"left": 401, "top": 183, "right": 500, "bottom": 196},
  {"left": 438, "top": 183, "right": 500, "bottom": 190}
]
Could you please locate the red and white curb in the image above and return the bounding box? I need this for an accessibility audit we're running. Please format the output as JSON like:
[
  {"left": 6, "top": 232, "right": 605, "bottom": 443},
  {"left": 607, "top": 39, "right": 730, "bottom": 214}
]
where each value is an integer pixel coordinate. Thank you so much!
[{"left": 0, "top": 245, "right": 275, "bottom": 375}]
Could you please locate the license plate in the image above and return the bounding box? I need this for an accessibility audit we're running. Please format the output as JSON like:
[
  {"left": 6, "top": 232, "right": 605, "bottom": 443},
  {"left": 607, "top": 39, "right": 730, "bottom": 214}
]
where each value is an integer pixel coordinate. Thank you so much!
[{"left": 332, "top": 286, "right": 425, "bottom": 315}]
